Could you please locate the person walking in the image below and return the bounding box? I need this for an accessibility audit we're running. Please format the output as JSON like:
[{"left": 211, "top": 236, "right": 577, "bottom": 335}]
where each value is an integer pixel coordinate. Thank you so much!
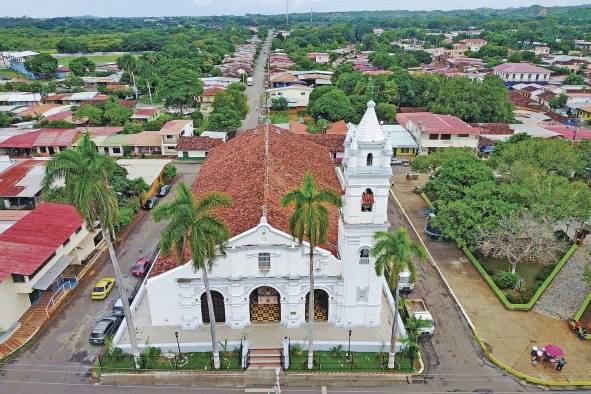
[{"left": 557, "top": 358, "right": 567, "bottom": 371}]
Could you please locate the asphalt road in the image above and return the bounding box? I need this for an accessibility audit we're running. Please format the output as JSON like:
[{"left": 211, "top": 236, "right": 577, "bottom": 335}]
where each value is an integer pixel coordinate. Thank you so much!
[
  {"left": 0, "top": 163, "right": 199, "bottom": 394},
  {"left": 239, "top": 30, "right": 273, "bottom": 132}
]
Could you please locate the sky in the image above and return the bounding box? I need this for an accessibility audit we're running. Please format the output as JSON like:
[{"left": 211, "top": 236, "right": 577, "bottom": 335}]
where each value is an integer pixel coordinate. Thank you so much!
[{"left": 2, "top": 0, "right": 589, "bottom": 18}]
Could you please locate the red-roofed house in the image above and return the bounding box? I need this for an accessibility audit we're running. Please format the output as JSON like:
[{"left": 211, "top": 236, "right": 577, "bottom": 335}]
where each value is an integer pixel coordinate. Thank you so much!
[
  {"left": 0, "top": 202, "right": 101, "bottom": 331},
  {"left": 130, "top": 107, "right": 160, "bottom": 123},
  {"left": 541, "top": 124, "right": 591, "bottom": 140},
  {"left": 0, "top": 129, "right": 80, "bottom": 157},
  {"left": 396, "top": 112, "right": 479, "bottom": 154},
  {"left": 176, "top": 135, "right": 223, "bottom": 160},
  {"left": 493, "top": 63, "right": 551, "bottom": 84},
  {"left": 199, "top": 86, "right": 225, "bottom": 114},
  {"left": 0, "top": 158, "right": 46, "bottom": 209},
  {"left": 158, "top": 120, "right": 194, "bottom": 155}
]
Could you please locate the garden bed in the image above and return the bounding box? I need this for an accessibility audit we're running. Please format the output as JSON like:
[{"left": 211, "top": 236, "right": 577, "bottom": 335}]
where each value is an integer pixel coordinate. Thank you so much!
[
  {"left": 288, "top": 351, "right": 413, "bottom": 373},
  {"left": 98, "top": 351, "right": 241, "bottom": 373},
  {"left": 269, "top": 111, "right": 290, "bottom": 124}
]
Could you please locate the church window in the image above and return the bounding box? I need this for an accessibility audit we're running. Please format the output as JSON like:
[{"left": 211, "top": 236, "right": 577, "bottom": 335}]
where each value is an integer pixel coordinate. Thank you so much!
[
  {"left": 258, "top": 253, "right": 271, "bottom": 272},
  {"left": 359, "top": 249, "right": 370, "bottom": 264},
  {"left": 361, "top": 189, "right": 374, "bottom": 212},
  {"left": 366, "top": 153, "right": 373, "bottom": 166},
  {"left": 356, "top": 287, "right": 369, "bottom": 302}
]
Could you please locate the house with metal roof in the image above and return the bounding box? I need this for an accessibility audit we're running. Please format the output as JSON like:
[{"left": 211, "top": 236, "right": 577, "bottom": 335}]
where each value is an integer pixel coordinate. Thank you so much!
[
  {"left": 0, "top": 203, "right": 100, "bottom": 333},
  {"left": 0, "top": 158, "right": 47, "bottom": 209}
]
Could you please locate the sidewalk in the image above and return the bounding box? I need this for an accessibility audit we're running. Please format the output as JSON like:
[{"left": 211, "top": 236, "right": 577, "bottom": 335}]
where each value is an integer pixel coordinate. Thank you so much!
[{"left": 391, "top": 173, "right": 591, "bottom": 385}]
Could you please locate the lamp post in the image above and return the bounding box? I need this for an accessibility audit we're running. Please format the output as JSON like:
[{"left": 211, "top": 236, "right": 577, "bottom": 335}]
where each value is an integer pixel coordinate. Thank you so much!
[
  {"left": 347, "top": 329, "right": 352, "bottom": 363},
  {"left": 175, "top": 331, "right": 182, "bottom": 358}
]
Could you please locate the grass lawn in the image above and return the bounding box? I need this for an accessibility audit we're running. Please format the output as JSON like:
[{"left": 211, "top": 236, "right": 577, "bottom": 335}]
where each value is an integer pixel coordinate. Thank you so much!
[
  {"left": 478, "top": 255, "right": 556, "bottom": 303},
  {"left": 288, "top": 351, "right": 413, "bottom": 373},
  {"left": 52, "top": 54, "right": 131, "bottom": 65},
  {"left": 99, "top": 351, "right": 241, "bottom": 373},
  {"left": 269, "top": 111, "right": 289, "bottom": 124}
]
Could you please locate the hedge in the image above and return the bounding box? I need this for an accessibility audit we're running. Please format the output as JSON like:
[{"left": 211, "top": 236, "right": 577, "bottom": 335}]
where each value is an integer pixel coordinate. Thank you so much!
[
  {"left": 574, "top": 289, "right": 591, "bottom": 321},
  {"left": 463, "top": 244, "right": 578, "bottom": 311}
]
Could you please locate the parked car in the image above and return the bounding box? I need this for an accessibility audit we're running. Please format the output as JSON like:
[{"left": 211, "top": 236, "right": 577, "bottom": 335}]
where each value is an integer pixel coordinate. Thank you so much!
[
  {"left": 132, "top": 257, "right": 152, "bottom": 277},
  {"left": 390, "top": 158, "right": 404, "bottom": 165},
  {"left": 157, "top": 184, "right": 172, "bottom": 197},
  {"left": 112, "top": 298, "right": 125, "bottom": 317},
  {"left": 89, "top": 316, "right": 122, "bottom": 345},
  {"left": 91, "top": 277, "right": 116, "bottom": 300},
  {"left": 142, "top": 196, "right": 159, "bottom": 210}
]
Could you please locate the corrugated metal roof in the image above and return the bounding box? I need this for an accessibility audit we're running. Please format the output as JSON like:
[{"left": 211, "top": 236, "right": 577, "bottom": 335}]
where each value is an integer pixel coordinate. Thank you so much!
[{"left": 0, "top": 202, "right": 84, "bottom": 282}]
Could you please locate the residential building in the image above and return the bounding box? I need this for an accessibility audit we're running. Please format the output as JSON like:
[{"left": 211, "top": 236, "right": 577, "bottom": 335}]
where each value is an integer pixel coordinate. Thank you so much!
[
  {"left": 81, "top": 74, "right": 122, "bottom": 90},
  {"left": 382, "top": 125, "right": 419, "bottom": 157},
  {"left": 126, "top": 131, "right": 163, "bottom": 156},
  {"left": 307, "top": 52, "right": 330, "bottom": 64},
  {"left": 0, "top": 202, "right": 100, "bottom": 332},
  {"left": 200, "top": 77, "right": 240, "bottom": 88},
  {"left": 0, "top": 92, "right": 42, "bottom": 108},
  {"left": 534, "top": 46, "right": 551, "bottom": 56},
  {"left": 130, "top": 107, "right": 160, "bottom": 123},
  {"left": 574, "top": 40, "right": 591, "bottom": 51},
  {"left": 0, "top": 128, "right": 80, "bottom": 157},
  {"left": 267, "top": 85, "right": 313, "bottom": 108},
  {"left": 291, "top": 70, "right": 333, "bottom": 87},
  {"left": 144, "top": 103, "right": 404, "bottom": 346},
  {"left": 199, "top": 86, "right": 225, "bottom": 114},
  {"left": 176, "top": 136, "right": 223, "bottom": 160},
  {"left": 0, "top": 157, "right": 46, "bottom": 209},
  {"left": 305, "top": 134, "right": 346, "bottom": 163},
  {"left": 492, "top": 63, "right": 552, "bottom": 84},
  {"left": 44, "top": 92, "right": 108, "bottom": 106},
  {"left": 96, "top": 134, "right": 130, "bottom": 156},
  {"left": 542, "top": 124, "right": 591, "bottom": 140},
  {"left": 454, "top": 38, "right": 487, "bottom": 52},
  {"left": 158, "top": 120, "right": 194, "bottom": 155},
  {"left": 0, "top": 51, "right": 38, "bottom": 78},
  {"left": 396, "top": 112, "right": 479, "bottom": 154}
]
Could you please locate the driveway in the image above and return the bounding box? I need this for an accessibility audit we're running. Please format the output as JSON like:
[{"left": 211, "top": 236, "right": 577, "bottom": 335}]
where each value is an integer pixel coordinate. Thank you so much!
[
  {"left": 0, "top": 163, "right": 199, "bottom": 393},
  {"left": 239, "top": 30, "right": 273, "bottom": 132}
]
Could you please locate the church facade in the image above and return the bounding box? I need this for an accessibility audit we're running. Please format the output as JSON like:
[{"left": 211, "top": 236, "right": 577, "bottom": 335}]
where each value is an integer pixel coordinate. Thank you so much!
[{"left": 146, "top": 101, "right": 399, "bottom": 337}]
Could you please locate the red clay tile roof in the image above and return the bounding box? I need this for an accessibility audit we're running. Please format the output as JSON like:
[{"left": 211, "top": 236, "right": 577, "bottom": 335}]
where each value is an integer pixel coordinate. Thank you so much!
[
  {"left": 132, "top": 108, "right": 158, "bottom": 117},
  {"left": 471, "top": 123, "right": 513, "bottom": 135},
  {"left": 305, "top": 134, "right": 346, "bottom": 153},
  {"left": 288, "top": 120, "right": 308, "bottom": 134},
  {"left": 202, "top": 86, "right": 225, "bottom": 97},
  {"left": 176, "top": 136, "right": 223, "bottom": 151},
  {"left": 326, "top": 120, "right": 347, "bottom": 135},
  {"left": 0, "top": 202, "right": 83, "bottom": 282},
  {"left": 537, "top": 91, "right": 556, "bottom": 101},
  {"left": 150, "top": 124, "right": 342, "bottom": 277}
]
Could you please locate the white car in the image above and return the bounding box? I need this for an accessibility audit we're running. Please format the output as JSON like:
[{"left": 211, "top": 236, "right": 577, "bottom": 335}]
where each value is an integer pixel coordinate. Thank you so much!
[{"left": 390, "top": 158, "right": 404, "bottom": 165}]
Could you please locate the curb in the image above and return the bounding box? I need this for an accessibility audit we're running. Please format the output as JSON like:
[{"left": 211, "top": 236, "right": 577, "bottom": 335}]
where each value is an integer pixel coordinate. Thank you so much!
[{"left": 389, "top": 187, "right": 590, "bottom": 387}]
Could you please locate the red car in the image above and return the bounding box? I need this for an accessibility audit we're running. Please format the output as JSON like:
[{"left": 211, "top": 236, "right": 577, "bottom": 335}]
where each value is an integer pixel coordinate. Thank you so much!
[{"left": 131, "top": 257, "right": 152, "bottom": 277}]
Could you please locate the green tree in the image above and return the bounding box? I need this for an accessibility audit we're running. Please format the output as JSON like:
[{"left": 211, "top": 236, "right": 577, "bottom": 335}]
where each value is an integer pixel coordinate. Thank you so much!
[
  {"left": 0, "top": 112, "right": 12, "bottom": 127},
  {"left": 43, "top": 133, "right": 140, "bottom": 366},
  {"left": 117, "top": 54, "right": 139, "bottom": 100},
  {"left": 375, "top": 102, "right": 396, "bottom": 123},
  {"left": 564, "top": 73, "right": 586, "bottom": 85},
  {"left": 372, "top": 228, "right": 426, "bottom": 369},
  {"left": 137, "top": 52, "right": 158, "bottom": 103},
  {"left": 208, "top": 107, "right": 242, "bottom": 130},
  {"left": 103, "top": 97, "right": 133, "bottom": 126},
  {"left": 68, "top": 57, "right": 96, "bottom": 77},
  {"left": 159, "top": 68, "right": 203, "bottom": 115},
  {"left": 25, "top": 53, "right": 58, "bottom": 79},
  {"left": 74, "top": 104, "right": 103, "bottom": 126},
  {"left": 548, "top": 93, "right": 568, "bottom": 109},
  {"left": 309, "top": 89, "right": 355, "bottom": 122},
  {"left": 152, "top": 182, "right": 232, "bottom": 370},
  {"left": 280, "top": 172, "right": 342, "bottom": 370},
  {"left": 401, "top": 315, "right": 433, "bottom": 365},
  {"left": 271, "top": 96, "right": 289, "bottom": 111}
]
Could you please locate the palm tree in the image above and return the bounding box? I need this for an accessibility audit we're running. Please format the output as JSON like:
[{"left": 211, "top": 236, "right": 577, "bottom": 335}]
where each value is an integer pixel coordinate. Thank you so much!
[
  {"left": 117, "top": 54, "right": 139, "bottom": 100},
  {"left": 152, "top": 182, "right": 231, "bottom": 370},
  {"left": 138, "top": 52, "right": 157, "bottom": 103},
  {"left": 43, "top": 133, "right": 141, "bottom": 366},
  {"left": 280, "top": 171, "right": 342, "bottom": 370},
  {"left": 400, "top": 315, "right": 433, "bottom": 367},
  {"left": 371, "top": 228, "right": 426, "bottom": 369}
]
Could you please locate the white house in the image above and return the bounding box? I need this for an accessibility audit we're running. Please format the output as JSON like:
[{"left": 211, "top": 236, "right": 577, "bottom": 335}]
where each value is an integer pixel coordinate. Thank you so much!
[
  {"left": 0, "top": 203, "right": 100, "bottom": 332},
  {"left": 158, "top": 120, "right": 194, "bottom": 155},
  {"left": 176, "top": 136, "right": 223, "bottom": 160},
  {"left": 144, "top": 102, "right": 404, "bottom": 352},
  {"left": 307, "top": 52, "right": 330, "bottom": 64},
  {"left": 396, "top": 112, "right": 479, "bottom": 155},
  {"left": 268, "top": 85, "right": 313, "bottom": 108},
  {"left": 0, "top": 92, "right": 42, "bottom": 108},
  {"left": 492, "top": 63, "right": 552, "bottom": 84}
]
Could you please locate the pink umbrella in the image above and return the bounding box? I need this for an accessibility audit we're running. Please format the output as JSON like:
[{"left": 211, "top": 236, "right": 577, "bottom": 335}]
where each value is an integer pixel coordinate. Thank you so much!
[{"left": 545, "top": 344, "right": 564, "bottom": 357}]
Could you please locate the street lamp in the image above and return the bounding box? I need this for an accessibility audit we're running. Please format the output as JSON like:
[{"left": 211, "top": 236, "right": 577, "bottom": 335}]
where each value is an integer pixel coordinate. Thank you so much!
[
  {"left": 347, "top": 329, "right": 352, "bottom": 362},
  {"left": 174, "top": 331, "right": 182, "bottom": 358}
]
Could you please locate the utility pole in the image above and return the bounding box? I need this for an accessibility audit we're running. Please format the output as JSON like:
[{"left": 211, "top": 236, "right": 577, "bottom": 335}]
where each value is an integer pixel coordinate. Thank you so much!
[{"left": 286, "top": 0, "right": 289, "bottom": 29}]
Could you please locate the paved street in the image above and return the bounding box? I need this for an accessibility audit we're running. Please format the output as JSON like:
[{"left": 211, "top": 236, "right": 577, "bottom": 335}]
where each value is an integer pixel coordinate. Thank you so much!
[
  {"left": 0, "top": 163, "right": 199, "bottom": 394},
  {"left": 240, "top": 30, "right": 273, "bottom": 132}
]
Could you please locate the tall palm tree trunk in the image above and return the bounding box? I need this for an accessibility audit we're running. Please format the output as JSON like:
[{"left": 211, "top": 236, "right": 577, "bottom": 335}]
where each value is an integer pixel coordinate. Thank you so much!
[
  {"left": 130, "top": 71, "right": 139, "bottom": 100},
  {"left": 101, "top": 225, "right": 140, "bottom": 367},
  {"left": 307, "top": 246, "right": 315, "bottom": 370},
  {"left": 146, "top": 78, "right": 153, "bottom": 103},
  {"left": 202, "top": 268, "right": 220, "bottom": 369},
  {"left": 388, "top": 282, "right": 400, "bottom": 369}
]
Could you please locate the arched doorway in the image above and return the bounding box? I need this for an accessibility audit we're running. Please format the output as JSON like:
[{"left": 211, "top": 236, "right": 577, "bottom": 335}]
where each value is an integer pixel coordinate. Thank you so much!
[
  {"left": 249, "top": 286, "right": 281, "bottom": 323},
  {"left": 201, "top": 291, "right": 226, "bottom": 323},
  {"left": 305, "top": 289, "right": 329, "bottom": 322}
]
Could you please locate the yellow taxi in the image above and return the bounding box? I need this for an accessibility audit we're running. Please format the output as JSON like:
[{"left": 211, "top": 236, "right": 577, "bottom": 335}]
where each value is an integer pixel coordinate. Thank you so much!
[{"left": 91, "top": 278, "right": 116, "bottom": 300}]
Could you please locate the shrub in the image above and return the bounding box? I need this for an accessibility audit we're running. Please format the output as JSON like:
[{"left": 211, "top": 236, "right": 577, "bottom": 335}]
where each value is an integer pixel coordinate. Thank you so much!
[
  {"left": 329, "top": 345, "right": 344, "bottom": 358},
  {"left": 139, "top": 345, "right": 161, "bottom": 369},
  {"left": 494, "top": 271, "right": 519, "bottom": 289},
  {"left": 116, "top": 207, "right": 135, "bottom": 231},
  {"left": 536, "top": 264, "right": 557, "bottom": 281},
  {"left": 163, "top": 163, "right": 177, "bottom": 182},
  {"left": 290, "top": 343, "right": 303, "bottom": 357}
]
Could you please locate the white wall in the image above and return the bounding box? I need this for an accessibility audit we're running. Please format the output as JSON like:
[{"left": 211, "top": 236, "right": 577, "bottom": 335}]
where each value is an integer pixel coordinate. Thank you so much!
[{"left": 0, "top": 278, "right": 31, "bottom": 332}]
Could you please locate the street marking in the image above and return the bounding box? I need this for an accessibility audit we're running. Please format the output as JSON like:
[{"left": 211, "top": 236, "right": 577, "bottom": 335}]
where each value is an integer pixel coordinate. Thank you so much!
[
  {"left": 321, "top": 386, "right": 327, "bottom": 394},
  {"left": 245, "top": 389, "right": 272, "bottom": 393}
]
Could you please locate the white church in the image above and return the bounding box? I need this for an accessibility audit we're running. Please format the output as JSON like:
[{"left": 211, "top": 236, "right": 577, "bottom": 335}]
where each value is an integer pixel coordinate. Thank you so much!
[{"left": 142, "top": 101, "right": 404, "bottom": 351}]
